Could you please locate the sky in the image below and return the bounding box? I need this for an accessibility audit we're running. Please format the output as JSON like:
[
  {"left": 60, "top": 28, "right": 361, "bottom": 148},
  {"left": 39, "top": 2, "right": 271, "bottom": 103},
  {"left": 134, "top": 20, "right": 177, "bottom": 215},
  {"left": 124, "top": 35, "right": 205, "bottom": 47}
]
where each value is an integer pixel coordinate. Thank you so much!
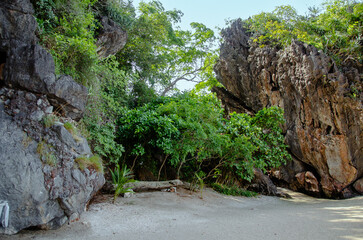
[{"left": 132, "top": 0, "right": 329, "bottom": 31}]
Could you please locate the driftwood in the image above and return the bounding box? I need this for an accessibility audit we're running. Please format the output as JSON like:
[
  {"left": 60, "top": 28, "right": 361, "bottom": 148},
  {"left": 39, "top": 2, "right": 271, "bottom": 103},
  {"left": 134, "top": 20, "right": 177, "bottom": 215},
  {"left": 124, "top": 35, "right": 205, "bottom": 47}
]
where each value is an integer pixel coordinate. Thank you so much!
[{"left": 124, "top": 179, "right": 184, "bottom": 192}]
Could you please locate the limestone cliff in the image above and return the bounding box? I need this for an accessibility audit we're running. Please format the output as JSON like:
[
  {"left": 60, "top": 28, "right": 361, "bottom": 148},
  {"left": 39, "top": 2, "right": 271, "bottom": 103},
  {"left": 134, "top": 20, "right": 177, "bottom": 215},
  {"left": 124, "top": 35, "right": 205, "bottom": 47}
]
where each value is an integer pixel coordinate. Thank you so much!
[
  {"left": 0, "top": 0, "right": 105, "bottom": 234},
  {"left": 214, "top": 19, "right": 362, "bottom": 198}
]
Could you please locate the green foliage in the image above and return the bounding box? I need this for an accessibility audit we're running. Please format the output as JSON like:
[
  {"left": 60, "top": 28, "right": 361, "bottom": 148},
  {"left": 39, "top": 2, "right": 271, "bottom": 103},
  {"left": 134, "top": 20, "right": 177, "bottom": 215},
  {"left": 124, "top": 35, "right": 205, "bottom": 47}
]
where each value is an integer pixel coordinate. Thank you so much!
[
  {"left": 64, "top": 121, "right": 84, "bottom": 142},
  {"left": 116, "top": 0, "right": 182, "bottom": 78},
  {"left": 83, "top": 116, "right": 124, "bottom": 164},
  {"left": 64, "top": 122, "right": 76, "bottom": 134},
  {"left": 117, "top": 93, "right": 290, "bottom": 184},
  {"left": 224, "top": 106, "right": 290, "bottom": 181},
  {"left": 81, "top": 56, "right": 133, "bottom": 164},
  {"left": 117, "top": 93, "right": 226, "bottom": 178},
  {"left": 34, "top": 0, "right": 99, "bottom": 85},
  {"left": 211, "top": 183, "right": 258, "bottom": 197},
  {"left": 33, "top": 0, "right": 293, "bottom": 190},
  {"left": 115, "top": 1, "right": 217, "bottom": 95},
  {"left": 110, "top": 164, "right": 136, "bottom": 203},
  {"left": 245, "top": 1, "right": 363, "bottom": 66},
  {"left": 94, "top": 0, "right": 136, "bottom": 30},
  {"left": 95, "top": 56, "right": 131, "bottom": 114},
  {"left": 32, "top": 0, "right": 58, "bottom": 34}
]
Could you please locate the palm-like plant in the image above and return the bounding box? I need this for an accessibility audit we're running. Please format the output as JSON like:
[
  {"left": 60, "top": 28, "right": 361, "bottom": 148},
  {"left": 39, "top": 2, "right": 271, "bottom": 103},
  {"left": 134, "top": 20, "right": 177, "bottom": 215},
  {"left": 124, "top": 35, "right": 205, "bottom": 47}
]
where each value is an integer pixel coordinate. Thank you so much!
[{"left": 110, "top": 164, "right": 136, "bottom": 203}]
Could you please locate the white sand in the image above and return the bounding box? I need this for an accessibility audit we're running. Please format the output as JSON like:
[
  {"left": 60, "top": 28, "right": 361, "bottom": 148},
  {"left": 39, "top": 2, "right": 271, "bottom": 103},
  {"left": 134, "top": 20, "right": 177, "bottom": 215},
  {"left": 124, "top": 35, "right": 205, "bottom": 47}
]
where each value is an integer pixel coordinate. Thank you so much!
[{"left": 4, "top": 188, "right": 363, "bottom": 240}]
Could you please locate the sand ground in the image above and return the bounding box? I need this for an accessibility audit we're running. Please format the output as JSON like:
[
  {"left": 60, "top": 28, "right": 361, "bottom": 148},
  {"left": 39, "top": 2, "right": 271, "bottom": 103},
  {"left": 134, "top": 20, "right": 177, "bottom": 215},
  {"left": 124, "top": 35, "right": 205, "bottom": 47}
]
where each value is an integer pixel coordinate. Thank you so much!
[{"left": 3, "top": 188, "right": 363, "bottom": 240}]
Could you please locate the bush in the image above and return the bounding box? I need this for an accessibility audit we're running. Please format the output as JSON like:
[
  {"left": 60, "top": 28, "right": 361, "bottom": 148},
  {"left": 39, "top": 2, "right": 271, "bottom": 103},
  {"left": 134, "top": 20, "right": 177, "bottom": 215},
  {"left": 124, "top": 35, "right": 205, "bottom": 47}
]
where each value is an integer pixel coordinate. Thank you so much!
[{"left": 117, "top": 93, "right": 291, "bottom": 184}]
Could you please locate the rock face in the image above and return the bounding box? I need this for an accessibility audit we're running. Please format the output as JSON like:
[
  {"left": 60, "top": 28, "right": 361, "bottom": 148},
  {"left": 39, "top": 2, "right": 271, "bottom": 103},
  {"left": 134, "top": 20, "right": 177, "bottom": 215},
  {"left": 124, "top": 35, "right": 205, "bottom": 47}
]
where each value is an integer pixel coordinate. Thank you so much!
[
  {"left": 214, "top": 19, "right": 362, "bottom": 198},
  {"left": 0, "top": 0, "right": 105, "bottom": 235},
  {"left": 0, "top": 1, "right": 88, "bottom": 120},
  {"left": 0, "top": 89, "right": 105, "bottom": 234},
  {"left": 96, "top": 16, "right": 127, "bottom": 58}
]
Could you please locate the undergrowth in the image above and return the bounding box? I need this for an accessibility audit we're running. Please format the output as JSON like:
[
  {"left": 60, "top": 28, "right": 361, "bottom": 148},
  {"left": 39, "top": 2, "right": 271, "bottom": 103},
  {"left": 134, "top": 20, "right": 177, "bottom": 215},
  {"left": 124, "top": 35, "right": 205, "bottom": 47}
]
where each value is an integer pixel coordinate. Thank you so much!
[{"left": 211, "top": 183, "right": 258, "bottom": 197}]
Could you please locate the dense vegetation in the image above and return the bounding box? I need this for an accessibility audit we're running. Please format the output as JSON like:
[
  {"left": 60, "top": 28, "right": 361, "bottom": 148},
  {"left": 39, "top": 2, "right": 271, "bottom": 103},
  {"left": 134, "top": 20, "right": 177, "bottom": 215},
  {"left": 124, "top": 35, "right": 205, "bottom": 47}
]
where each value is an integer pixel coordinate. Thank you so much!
[
  {"left": 245, "top": 1, "right": 362, "bottom": 68},
  {"left": 31, "top": 0, "right": 360, "bottom": 196},
  {"left": 117, "top": 94, "right": 289, "bottom": 183}
]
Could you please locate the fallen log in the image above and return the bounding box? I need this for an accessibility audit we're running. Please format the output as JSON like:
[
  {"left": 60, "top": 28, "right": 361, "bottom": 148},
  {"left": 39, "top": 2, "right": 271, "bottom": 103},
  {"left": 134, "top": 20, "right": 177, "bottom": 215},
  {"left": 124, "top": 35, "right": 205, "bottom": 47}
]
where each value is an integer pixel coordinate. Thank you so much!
[{"left": 124, "top": 179, "right": 184, "bottom": 192}]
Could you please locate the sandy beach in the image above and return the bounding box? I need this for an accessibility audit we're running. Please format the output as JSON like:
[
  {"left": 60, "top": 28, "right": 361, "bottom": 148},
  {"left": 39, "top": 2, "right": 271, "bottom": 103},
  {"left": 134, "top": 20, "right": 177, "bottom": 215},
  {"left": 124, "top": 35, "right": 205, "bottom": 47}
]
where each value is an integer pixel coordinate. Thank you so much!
[{"left": 4, "top": 188, "right": 363, "bottom": 240}]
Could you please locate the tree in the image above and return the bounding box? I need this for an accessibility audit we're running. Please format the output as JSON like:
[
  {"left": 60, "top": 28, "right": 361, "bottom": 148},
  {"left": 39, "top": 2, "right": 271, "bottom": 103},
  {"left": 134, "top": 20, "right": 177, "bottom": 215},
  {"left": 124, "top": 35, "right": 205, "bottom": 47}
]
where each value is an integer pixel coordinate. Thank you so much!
[{"left": 116, "top": 1, "right": 217, "bottom": 96}]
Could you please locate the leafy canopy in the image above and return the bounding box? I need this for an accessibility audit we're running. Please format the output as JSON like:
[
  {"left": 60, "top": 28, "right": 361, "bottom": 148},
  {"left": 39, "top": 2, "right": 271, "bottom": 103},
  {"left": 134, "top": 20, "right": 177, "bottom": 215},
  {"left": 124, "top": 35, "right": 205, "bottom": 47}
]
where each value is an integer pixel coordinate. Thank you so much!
[{"left": 245, "top": 0, "right": 362, "bottom": 66}]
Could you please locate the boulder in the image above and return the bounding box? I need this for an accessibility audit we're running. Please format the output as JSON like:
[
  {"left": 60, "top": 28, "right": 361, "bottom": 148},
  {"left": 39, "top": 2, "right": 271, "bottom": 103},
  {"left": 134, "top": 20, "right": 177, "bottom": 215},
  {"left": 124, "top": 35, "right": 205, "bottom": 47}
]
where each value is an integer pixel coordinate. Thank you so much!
[
  {"left": 0, "top": 89, "right": 104, "bottom": 235},
  {"left": 96, "top": 16, "right": 128, "bottom": 58},
  {"left": 214, "top": 19, "right": 362, "bottom": 198},
  {"left": 46, "top": 75, "right": 88, "bottom": 120},
  {"left": 295, "top": 172, "right": 320, "bottom": 193},
  {"left": 3, "top": 44, "right": 87, "bottom": 120},
  {"left": 245, "top": 168, "right": 278, "bottom": 196},
  {"left": 4, "top": 43, "right": 56, "bottom": 93}
]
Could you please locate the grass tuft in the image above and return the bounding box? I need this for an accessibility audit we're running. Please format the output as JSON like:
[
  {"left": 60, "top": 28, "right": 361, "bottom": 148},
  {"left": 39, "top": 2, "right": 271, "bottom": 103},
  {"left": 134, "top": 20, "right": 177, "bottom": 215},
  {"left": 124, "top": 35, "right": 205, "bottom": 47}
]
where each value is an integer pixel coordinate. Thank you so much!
[{"left": 75, "top": 155, "right": 103, "bottom": 173}]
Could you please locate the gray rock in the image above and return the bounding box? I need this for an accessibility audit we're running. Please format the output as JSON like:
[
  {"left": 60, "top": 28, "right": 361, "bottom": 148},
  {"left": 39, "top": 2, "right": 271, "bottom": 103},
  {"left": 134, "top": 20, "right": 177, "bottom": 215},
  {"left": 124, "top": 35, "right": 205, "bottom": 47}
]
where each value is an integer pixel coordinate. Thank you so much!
[
  {"left": 0, "top": 0, "right": 88, "bottom": 121},
  {"left": 76, "top": 137, "right": 92, "bottom": 156},
  {"left": 5, "top": 44, "right": 56, "bottom": 93},
  {"left": 1, "top": 0, "right": 35, "bottom": 14},
  {"left": 53, "top": 125, "right": 77, "bottom": 148},
  {"left": 25, "top": 93, "right": 36, "bottom": 101},
  {"left": 96, "top": 16, "right": 128, "bottom": 58},
  {"left": 47, "top": 75, "right": 88, "bottom": 120},
  {"left": 72, "top": 169, "right": 87, "bottom": 186},
  {"left": 30, "top": 110, "right": 44, "bottom": 122},
  {"left": 0, "top": 94, "right": 105, "bottom": 235},
  {"left": 0, "top": 1, "right": 37, "bottom": 45},
  {"left": 0, "top": 0, "right": 104, "bottom": 235},
  {"left": 0, "top": 102, "right": 64, "bottom": 234},
  {"left": 44, "top": 106, "right": 53, "bottom": 114}
]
